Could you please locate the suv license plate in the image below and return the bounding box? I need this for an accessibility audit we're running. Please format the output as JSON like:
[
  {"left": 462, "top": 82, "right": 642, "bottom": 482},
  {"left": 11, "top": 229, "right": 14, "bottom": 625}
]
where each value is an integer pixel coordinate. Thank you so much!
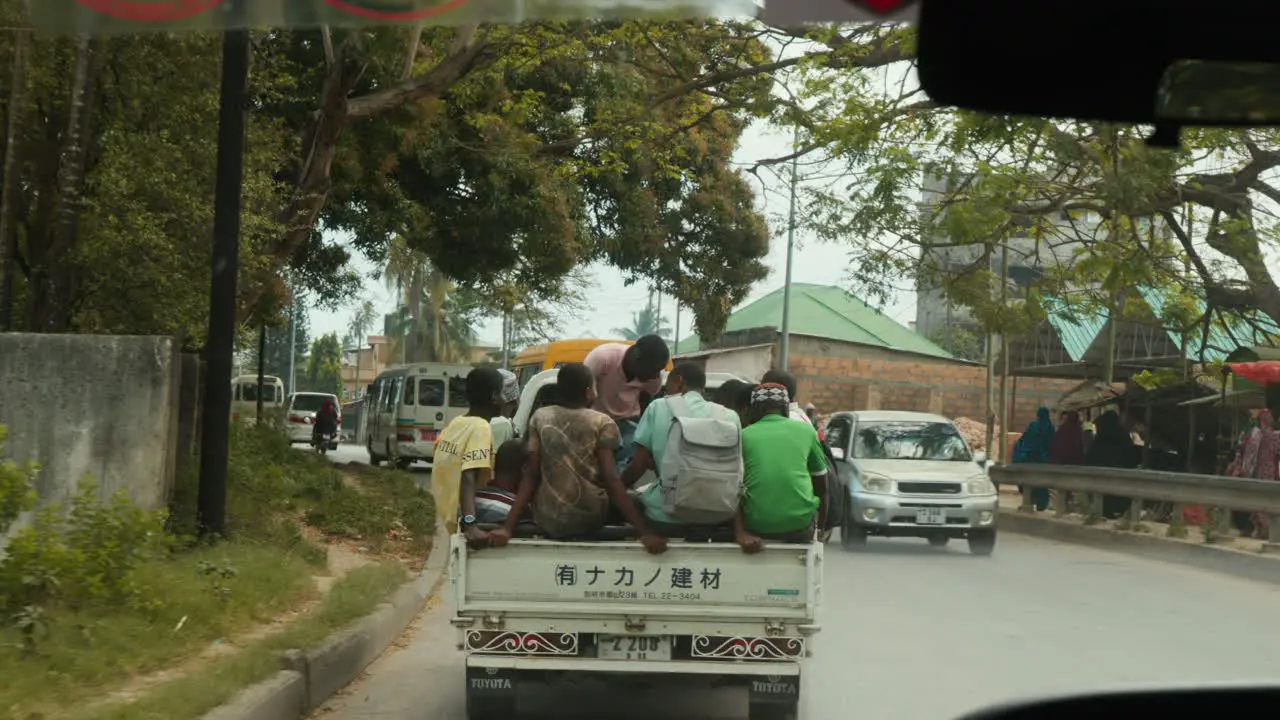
[
  {"left": 916, "top": 507, "right": 946, "bottom": 525},
  {"left": 598, "top": 635, "right": 671, "bottom": 661}
]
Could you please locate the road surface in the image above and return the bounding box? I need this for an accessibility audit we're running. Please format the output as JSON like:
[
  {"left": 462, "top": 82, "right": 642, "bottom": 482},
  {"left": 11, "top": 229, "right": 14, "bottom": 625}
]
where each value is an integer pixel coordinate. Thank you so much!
[{"left": 308, "top": 514, "right": 1280, "bottom": 720}]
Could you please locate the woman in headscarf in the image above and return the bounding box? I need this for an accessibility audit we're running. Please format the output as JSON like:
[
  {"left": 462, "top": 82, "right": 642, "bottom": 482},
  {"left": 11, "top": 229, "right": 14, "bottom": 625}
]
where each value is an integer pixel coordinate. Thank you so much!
[
  {"left": 1048, "top": 411, "right": 1086, "bottom": 466},
  {"left": 1045, "top": 410, "right": 1086, "bottom": 511},
  {"left": 1012, "top": 407, "right": 1056, "bottom": 511},
  {"left": 1238, "top": 410, "right": 1280, "bottom": 538},
  {"left": 1085, "top": 410, "right": 1139, "bottom": 519},
  {"left": 489, "top": 369, "right": 522, "bottom": 448}
]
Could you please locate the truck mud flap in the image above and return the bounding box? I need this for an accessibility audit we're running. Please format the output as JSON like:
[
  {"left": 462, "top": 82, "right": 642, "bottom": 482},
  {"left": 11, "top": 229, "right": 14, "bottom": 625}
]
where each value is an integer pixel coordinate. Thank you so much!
[
  {"left": 747, "top": 672, "right": 801, "bottom": 704},
  {"left": 467, "top": 666, "right": 518, "bottom": 697}
]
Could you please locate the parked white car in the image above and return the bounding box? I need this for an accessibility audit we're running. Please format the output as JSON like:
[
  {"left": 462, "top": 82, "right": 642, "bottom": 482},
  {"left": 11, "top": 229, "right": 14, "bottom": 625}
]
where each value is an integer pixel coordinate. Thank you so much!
[
  {"left": 824, "top": 410, "right": 998, "bottom": 555},
  {"left": 286, "top": 392, "right": 340, "bottom": 447}
]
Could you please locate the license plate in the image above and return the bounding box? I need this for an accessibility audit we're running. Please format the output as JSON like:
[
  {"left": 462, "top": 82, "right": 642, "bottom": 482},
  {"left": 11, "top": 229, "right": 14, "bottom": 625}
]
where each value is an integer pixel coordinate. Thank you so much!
[
  {"left": 598, "top": 635, "right": 671, "bottom": 661},
  {"left": 916, "top": 507, "right": 946, "bottom": 525}
]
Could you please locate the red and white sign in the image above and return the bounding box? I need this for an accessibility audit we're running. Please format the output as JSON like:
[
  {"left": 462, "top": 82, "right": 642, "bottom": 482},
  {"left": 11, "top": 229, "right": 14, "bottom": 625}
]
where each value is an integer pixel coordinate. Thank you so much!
[
  {"left": 761, "top": 0, "right": 919, "bottom": 25},
  {"left": 71, "top": 0, "right": 225, "bottom": 22}
]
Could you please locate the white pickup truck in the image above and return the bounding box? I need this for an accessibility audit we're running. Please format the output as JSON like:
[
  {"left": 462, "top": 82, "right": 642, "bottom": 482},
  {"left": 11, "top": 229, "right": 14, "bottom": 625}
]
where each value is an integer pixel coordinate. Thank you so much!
[
  {"left": 450, "top": 530, "right": 822, "bottom": 720},
  {"left": 454, "top": 368, "right": 822, "bottom": 718}
]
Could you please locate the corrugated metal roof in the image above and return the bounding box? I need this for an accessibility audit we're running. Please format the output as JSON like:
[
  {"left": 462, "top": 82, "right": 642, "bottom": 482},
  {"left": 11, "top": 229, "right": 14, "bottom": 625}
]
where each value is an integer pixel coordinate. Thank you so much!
[
  {"left": 1040, "top": 296, "right": 1106, "bottom": 362},
  {"left": 676, "top": 284, "right": 953, "bottom": 359},
  {"left": 1136, "top": 286, "right": 1280, "bottom": 362}
]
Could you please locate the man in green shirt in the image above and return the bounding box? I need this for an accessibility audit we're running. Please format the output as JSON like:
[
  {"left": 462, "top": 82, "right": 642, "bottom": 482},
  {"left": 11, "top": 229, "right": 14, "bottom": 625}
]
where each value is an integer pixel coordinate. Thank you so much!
[
  {"left": 621, "top": 363, "right": 740, "bottom": 533},
  {"left": 735, "top": 383, "right": 828, "bottom": 553}
]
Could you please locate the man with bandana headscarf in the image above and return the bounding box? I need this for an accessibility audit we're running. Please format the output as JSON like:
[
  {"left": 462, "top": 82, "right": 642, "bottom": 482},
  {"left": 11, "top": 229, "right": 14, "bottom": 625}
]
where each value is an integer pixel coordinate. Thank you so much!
[
  {"left": 734, "top": 383, "right": 829, "bottom": 553},
  {"left": 490, "top": 369, "right": 522, "bottom": 448}
]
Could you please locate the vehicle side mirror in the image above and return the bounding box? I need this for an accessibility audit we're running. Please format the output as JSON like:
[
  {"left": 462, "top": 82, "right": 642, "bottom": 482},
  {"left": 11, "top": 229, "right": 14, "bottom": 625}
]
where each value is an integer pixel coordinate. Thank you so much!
[
  {"left": 830, "top": 447, "right": 846, "bottom": 461},
  {"left": 973, "top": 451, "right": 987, "bottom": 465}
]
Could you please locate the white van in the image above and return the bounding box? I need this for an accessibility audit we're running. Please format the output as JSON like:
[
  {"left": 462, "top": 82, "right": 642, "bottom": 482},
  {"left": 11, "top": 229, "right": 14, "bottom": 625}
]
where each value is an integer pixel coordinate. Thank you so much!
[
  {"left": 231, "top": 374, "right": 286, "bottom": 424},
  {"left": 286, "top": 392, "right": 341, "bottom": 446},
  {"left": 364, "top": 363, "right": 474, "bottom": 468}
]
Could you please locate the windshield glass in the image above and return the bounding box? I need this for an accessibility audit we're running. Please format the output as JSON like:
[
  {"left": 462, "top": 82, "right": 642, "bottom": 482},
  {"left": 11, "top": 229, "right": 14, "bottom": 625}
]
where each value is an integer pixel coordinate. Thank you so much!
[
  {"left": 853, "top": 421, "right": 972, "bottom": 461},
  {"left": 291, "top": 394, "right": 332, "bottom": 413}
]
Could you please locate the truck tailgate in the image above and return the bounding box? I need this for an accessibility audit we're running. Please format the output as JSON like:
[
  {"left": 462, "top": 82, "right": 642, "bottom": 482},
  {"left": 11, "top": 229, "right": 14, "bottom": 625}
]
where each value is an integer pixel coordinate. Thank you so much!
[{"left": 451, "top": 536, "right": 821, "bottom": 623}]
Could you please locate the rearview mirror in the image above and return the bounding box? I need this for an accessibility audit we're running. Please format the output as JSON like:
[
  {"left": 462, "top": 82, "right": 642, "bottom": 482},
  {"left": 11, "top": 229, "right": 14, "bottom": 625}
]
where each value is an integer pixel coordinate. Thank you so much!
[
  {"left": 972, "top": 451, "right": 987, "bottom": 465},
  {"left": 1158, "top": 61, "right": 1280, "bottom": 124},
  {"left": 830, "top": 447, "right": 846, "bottom": 461}
]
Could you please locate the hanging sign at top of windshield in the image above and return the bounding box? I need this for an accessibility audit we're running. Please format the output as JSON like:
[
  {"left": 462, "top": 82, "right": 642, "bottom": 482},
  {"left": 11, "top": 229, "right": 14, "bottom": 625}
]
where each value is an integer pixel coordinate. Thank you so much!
[
  {"left": 37, "top": 0, "right": 762, "bottom": 31},
  {"left": 760, "top": 0, "right": 917, "bottom": 25}
]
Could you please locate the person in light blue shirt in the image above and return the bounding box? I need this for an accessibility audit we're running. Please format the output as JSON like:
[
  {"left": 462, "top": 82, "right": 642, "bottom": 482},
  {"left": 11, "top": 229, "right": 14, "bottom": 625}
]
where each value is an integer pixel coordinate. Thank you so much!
[{"left": 620, "top": 362, "right": 741, "bottom": 531}]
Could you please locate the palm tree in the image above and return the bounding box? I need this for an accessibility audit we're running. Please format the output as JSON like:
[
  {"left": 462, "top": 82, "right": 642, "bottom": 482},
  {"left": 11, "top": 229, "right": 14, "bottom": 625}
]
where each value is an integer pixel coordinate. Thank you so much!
[
  {"left": 383, "top": 236, "right": 474, "bottom": 363},
  {"left": 346, "top": 299, "right": 379, "bottom": 399},
  {"left": 612, "top": 291, "right": 672, "bottom": 341}
]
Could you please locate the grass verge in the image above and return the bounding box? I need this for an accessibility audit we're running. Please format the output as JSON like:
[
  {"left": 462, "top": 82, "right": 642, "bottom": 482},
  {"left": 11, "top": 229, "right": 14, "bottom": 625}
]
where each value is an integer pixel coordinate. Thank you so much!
[
  {"left": 0, "top": 422, "right": 435, "bottom": 720},
  {"left": 80, "top": 560, "right": 411, "bottom": 720},
  {"left": 0, "top": 542, "right": 319, "bottom": 719}
]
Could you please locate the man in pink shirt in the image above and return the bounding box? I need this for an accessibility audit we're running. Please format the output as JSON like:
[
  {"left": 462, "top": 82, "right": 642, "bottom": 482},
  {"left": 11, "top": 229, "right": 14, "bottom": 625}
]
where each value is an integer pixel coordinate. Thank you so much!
[{"left": 583, "top": 335, "right": 669, "bottom": 474}]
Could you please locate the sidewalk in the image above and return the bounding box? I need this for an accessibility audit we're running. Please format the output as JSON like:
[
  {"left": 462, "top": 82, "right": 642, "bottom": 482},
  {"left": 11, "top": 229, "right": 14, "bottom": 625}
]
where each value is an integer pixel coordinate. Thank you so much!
[{"left": 996, "top": 486, "right": 1274, "bottom": 552}]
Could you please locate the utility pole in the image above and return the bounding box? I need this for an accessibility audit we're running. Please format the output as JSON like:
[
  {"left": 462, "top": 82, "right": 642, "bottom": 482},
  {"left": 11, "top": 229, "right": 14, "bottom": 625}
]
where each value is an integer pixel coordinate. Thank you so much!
[
  {"left": 655, "top": 291, "right": 662, "bottom": 338},
  {"left": 997, "top": 243, "right": 1009, "bottom": 462},
  {"left": 197, "top": 9, "right": 250, "bottom": 539},
  {"left": 286, "top": 294, "right": 296, "bottom": 397},
  {"left": 501, "top": 310, "right": 510, "bottom": 369},
  {"left": 779, "top": 124, "right": 800, "bottom": 372},
  {"left": 673, "top": 302, "right": 681, "bottom": 355},
  {"left": 255, "top": 322, "right": 266, "bottom": 423}
]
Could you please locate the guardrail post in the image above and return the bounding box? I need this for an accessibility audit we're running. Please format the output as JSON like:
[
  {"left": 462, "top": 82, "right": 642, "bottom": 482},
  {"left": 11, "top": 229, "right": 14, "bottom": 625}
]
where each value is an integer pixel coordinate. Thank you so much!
[
  {"left": 1167, "top": 503, "right": 1187, "bottom": 538},
  {"left": 1052, "top": 488, "right": 1067, "bottom": 517},
  {"left": 1215, "top": 507, "right": 1233, "bottom": 541},
  {"left": 1080, "top": 492, "right": 1102, "bottom": 525},
  {"left": 1019, "top": 484, "right": 1034, "bottom": 513},
  {"left": 1121, "top": 498, "right": 1144, "bottom": 531},
  {"left": 1264, "top": 515, "right": 1280, "bottom": 554}
]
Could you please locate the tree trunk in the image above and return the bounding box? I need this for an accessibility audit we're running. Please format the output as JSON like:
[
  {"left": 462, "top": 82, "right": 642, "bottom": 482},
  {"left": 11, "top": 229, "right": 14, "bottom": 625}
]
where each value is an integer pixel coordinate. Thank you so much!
[
  {"left": 0, "top": 29, "right": 31, "bottom": 331},
  {"left": 28, "top": 33, "right": 94, "bottom": 332},
  {"left": 236, "top": 29, "right": 489, "bottom": 324}
]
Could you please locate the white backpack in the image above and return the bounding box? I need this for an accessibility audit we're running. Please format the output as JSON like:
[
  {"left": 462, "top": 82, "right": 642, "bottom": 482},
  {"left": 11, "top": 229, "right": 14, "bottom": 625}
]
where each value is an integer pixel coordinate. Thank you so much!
[{"left": 659, "top": 395, "right": 743, "bottom": 524}]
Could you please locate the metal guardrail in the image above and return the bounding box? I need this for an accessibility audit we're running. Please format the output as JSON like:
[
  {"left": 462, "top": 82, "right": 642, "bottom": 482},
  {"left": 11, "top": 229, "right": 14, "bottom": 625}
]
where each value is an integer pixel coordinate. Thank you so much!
[{"left": 990, "top": 464, "right": 1280, "bottom": 516}]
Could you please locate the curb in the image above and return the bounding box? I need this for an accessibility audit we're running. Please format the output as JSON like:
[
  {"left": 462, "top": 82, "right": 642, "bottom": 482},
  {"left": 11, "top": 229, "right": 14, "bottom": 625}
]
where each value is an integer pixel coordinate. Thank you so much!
[
  {"left": 201, "top": 527, "right": 452, "bottom": 720},
  {"left": 1001, "top": 512, "right": 1280, "bottom": 587}
]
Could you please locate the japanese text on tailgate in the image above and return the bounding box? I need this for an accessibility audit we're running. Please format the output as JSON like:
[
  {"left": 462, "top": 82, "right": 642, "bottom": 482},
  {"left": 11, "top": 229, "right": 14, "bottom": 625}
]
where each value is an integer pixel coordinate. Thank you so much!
[{"left": 556, "top": 564, "right": 722, "bottom": 601}]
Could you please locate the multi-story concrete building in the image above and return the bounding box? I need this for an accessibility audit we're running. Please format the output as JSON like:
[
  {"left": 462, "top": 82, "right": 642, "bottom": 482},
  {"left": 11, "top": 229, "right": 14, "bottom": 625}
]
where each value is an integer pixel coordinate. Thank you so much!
[{"left": 913, "top": 171, "right": 1098, "bottom": 342}]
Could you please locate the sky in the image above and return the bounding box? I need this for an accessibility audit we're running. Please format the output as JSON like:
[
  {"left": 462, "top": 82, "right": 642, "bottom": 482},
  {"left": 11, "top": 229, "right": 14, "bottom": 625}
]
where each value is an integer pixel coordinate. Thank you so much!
[{"left": 307, "top": 105, "right": 920, "bottom": 352}]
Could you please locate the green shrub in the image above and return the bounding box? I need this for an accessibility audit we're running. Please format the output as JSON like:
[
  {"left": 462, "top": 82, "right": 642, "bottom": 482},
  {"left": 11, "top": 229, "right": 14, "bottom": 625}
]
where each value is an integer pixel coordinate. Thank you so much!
[
  {"left": 0, "top": 480, "right": 168, "bottom": 614},
  {"left": 0, "top": 426, "right": 38, "bottom": 536}
]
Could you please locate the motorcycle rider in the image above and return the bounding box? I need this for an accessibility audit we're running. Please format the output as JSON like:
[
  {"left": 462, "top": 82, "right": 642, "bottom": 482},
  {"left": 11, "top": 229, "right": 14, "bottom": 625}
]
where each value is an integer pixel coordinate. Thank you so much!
[{"left": 314, "top": 397, "right": 339, "bottom": 447}]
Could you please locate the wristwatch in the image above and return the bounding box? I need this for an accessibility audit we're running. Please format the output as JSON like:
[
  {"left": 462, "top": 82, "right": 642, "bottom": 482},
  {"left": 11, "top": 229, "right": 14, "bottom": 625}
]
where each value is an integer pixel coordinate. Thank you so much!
[{"left": 460, "top": 514, "right": 477, "bottom": 528}]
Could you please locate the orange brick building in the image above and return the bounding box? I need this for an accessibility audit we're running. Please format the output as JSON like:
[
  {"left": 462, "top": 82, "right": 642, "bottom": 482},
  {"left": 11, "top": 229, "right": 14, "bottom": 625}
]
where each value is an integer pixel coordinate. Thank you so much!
[{"left": 675, "top": 284, "right": 1080, "bottom": 429}]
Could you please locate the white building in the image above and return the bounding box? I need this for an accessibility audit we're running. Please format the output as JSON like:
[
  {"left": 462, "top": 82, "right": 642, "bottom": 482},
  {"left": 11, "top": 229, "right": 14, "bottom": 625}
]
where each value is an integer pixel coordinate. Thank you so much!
[{"left": 913, "top": 171, "right": 1100, "bottom": 342}]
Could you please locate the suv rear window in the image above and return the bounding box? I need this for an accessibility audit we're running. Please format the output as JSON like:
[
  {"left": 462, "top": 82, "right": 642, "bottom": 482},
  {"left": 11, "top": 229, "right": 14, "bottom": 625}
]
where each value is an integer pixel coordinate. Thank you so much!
[{"left": 291, "top": 394, "right": 331, "bottom": 412}]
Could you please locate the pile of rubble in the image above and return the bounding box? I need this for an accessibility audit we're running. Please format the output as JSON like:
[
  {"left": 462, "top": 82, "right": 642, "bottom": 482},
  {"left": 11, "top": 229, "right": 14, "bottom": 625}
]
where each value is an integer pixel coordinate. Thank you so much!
[{"left": 952, "top": 416, "right": 1000, "bottom": 453}]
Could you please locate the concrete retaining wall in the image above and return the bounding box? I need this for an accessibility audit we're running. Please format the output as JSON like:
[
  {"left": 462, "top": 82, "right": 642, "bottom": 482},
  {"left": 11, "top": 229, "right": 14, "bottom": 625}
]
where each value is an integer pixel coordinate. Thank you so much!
[{"left": 0, "top": 334, "right": 180, "bottom": 530}]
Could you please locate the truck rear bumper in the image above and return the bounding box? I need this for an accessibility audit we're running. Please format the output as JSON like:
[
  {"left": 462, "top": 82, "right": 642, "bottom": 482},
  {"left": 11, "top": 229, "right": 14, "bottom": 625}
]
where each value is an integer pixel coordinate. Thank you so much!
[{"left": 466, "top": 654, "right": 801, "bottom": 677}]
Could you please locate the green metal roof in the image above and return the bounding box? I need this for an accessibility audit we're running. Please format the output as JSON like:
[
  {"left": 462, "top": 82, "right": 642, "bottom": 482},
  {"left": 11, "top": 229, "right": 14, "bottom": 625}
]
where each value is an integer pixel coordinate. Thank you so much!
[
  {"left": 1136, "top": 286, "right": 1280, "bottom": 362},
  {"left": 1039, "top": 287, "right": 1280, "bottom": 364},
  {"left": 1041, "top": 296, "right": 1107, "bottom": 362},
  {"left": 676, "top": 283, "right": 953, "bottom": 359}
]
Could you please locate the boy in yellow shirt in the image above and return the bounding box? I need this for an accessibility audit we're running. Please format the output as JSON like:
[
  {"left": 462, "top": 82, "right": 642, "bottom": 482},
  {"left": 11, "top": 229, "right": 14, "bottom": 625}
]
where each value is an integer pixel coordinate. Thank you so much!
[{"left": 431, "top": 366, "right": 506, "bottom": 546}]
